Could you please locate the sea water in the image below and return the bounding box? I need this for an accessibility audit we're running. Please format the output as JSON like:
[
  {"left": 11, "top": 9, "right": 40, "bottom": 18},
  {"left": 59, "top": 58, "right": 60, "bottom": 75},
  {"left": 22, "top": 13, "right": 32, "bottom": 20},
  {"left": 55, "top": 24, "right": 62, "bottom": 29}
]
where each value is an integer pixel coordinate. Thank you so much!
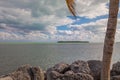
[{"left": 0, "top": 43, "right": 120, "bottom": 75}]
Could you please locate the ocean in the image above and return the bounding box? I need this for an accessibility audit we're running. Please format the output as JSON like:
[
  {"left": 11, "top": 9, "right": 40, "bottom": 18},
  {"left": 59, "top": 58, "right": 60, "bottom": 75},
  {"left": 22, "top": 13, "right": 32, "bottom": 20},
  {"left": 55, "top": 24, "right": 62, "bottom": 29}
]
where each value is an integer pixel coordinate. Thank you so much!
[{"left": 0, "top": 43, "right": 120, "bottom": 75}]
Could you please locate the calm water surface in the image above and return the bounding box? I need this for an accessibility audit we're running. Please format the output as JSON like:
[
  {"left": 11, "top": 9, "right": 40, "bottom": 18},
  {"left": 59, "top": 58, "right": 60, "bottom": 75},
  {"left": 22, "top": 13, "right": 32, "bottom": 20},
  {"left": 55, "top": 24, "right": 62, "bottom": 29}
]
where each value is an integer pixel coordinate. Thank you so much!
[{"left": 0, "top": 43, "right": 120, "bottom": 75}]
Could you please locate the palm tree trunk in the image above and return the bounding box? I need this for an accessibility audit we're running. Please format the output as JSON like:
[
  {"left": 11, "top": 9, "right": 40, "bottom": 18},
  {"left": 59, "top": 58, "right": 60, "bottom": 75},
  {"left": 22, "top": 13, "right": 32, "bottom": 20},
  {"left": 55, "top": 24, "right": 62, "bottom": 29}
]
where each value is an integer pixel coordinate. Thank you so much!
[{"left": 101, "top": 0, "right": 119, "bottom": 80}]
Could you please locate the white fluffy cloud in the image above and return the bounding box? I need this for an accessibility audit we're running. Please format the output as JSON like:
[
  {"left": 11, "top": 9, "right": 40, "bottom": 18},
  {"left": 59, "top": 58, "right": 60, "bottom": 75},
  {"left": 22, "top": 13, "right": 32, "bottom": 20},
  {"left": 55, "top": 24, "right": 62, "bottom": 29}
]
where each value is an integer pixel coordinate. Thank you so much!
[
  {"left": 0, "top": 31, "right": 49, "bottom": 41},
  {"left": 0, "top": 0, "right": 119, "bottom": 42},
  {"left": 75, "top": 0, "right": 108, "bottom": 18},
  {"left": 55, "top": 18, "right": 120, "bottom": 42}
]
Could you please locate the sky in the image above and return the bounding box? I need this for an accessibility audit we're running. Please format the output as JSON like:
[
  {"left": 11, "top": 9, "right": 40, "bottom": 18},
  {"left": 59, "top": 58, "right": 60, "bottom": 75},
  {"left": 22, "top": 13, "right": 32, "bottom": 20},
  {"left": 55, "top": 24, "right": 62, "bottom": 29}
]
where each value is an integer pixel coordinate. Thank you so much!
[{"left": 0, "top": 0, "right": 120, "bottom": 42}]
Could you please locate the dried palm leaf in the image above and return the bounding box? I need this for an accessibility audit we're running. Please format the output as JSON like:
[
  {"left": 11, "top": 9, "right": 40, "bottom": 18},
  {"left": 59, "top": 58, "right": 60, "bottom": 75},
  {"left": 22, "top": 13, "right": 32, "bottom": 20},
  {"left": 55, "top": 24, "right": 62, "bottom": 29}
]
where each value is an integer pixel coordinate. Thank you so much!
[{"left": 66, "top": 0, "right": 76, "bottom": 17}]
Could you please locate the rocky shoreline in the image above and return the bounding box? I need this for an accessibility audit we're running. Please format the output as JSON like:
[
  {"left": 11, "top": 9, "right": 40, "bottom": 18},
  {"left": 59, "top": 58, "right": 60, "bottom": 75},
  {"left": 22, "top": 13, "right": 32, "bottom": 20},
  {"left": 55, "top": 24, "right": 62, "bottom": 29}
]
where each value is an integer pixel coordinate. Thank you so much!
[{"left": 0, "top": 60, "right": 120, "bottom": 80}]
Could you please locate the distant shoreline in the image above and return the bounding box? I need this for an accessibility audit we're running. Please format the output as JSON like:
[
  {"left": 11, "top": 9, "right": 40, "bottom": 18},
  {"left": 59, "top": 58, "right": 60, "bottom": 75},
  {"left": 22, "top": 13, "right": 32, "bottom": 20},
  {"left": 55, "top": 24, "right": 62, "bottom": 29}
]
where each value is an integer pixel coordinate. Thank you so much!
[
  {"left": 57, "top": 41, "right": 89, "bottom": 43},
  {"left": 0, "top": 41, "right": 89, "bottom": 44}
]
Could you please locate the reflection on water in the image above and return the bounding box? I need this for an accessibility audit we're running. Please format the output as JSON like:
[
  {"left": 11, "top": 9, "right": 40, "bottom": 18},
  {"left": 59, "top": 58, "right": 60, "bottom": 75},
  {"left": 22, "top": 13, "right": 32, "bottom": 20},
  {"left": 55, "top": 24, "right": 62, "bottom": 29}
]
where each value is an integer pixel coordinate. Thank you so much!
[{"left": 0, "top": 43, "right": 120, "bottom": 75}]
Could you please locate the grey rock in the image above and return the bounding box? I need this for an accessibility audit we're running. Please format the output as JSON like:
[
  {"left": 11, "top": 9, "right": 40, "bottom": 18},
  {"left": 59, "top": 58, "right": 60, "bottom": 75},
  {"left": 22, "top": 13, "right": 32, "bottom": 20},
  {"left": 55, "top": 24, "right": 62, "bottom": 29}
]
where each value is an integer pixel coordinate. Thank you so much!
[
  {"left": 74, "top": 73, "right": 93, "bottom": 80},
  {"left": 46, "top": 61, "right": 93, "bottom": 80},
  {"left": 65, "top": 71, "right": 74, "bottom": 75},
  {"left": 0, "top": 76, "right": 13, "bottom": 80},
  {"left": 111, "top": 62, "right": 120, "bottom": 76},
  {"left": 31, "top": 67, "right": 44, "bottom": 80},
  {"left": 10, "top": 64, "right": 32, "bottom": 80},
  {"left": 10, "top": 71, "right": 31, "bottom": 80},
  {"left": 47, "top": 71, "right": 62, "bottom": 80},
  {"left": 88, "top": 60, "right": 102, "bottom": 80},
  {"left": 111, "top": 75, "right": 120, "bottom": 80},
  {"left": 46, "top": 62, "right": 69, "bottom": 80},
  {"left": 9, "top": 64, "right": 44, "bottom": 80},
  {"left": 53, "top": 62, "right": 70, "bottom": 73},
  {"left": 70, "top": 60, "right": 91, "bottom": 74},
  {"left": 47, "top": 70, "right": 93, "bottom": 80},
  {"left": 44, "top": 71, "right": 47, "bottom": 80},
  {"left": 63, "top": 72, "right": 93, "bottom": 80},
  {"left": 65, "top": 70, "right": 93, "bottom": 80}
]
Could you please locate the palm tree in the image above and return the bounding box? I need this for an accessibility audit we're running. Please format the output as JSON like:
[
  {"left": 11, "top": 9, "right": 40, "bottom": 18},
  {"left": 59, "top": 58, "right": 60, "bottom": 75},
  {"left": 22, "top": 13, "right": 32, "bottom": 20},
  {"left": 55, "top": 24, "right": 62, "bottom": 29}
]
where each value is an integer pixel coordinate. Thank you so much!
[
  {"left": 101, "top": 0, "right": 119, "bottom": 80},
  {"left": 65, "top": 0, "right": 119, "bottom": 80}
]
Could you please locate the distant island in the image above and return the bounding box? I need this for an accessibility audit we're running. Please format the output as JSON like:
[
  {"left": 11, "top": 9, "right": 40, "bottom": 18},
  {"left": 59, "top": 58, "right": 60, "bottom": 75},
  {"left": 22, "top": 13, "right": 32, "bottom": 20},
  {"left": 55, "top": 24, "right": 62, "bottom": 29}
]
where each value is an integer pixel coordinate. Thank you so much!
[{"left": 57, "top": 41, "right": 89, "bottom": 43}]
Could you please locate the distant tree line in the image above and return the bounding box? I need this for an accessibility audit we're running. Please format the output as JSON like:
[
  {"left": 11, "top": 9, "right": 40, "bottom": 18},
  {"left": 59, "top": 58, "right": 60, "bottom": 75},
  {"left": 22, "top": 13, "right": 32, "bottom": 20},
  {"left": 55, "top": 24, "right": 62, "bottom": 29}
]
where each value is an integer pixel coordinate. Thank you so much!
[{"left": 57, "top": 41, "right": 89, "bottom": 43}]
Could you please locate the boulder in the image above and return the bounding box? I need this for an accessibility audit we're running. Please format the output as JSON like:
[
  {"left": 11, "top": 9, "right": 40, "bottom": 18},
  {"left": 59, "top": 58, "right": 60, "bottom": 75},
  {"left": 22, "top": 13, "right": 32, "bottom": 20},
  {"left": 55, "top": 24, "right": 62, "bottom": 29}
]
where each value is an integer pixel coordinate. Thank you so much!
[
  {"left": 88, "top": 60, "right": 102, "bottom": 80},
  {"left": 111, "top": 75, "right": 120, "bottom": 80},
  {"left": 46, "top": 62, "right": 69, "bottom": 75},
  {"left": 46, "top": 70, "right": 93, "bottom": 80},
  {"left": 0, "top": 64, "right": 44, "bottom": 80},
  {"left": 47, "top": 71, "right": 62, "bottom": 80},
  {"left": 46, "top": 62, "right": 69, "bottom": 80},
  {"left": 46, "top": 61, "right": 93, "bottom": 80},
  {"left": 72, "top": 73, "right": 93, "bottom": 80},
  {"left": 111, "top": 62, "right": 120, "bottom": 76},
  {"left": 64, "top": 71, "right": 93, "bottom": 80},
  {"left": 9, "top": 64, "right": 32, "bottom": 80},
  {"left": 52, "top": 62, "right": 70, "bottom": 73},
  {"left": 70, "top": 60, "right": 91, "bottom": 74},
  {"left": 31, "top": 67, "right": 44, "bottom": 80},
  {"left": 44, "top": 71, "right": 47, "bottom": 80},
  {"left": 65, "top": 70, "right": 74, "bottom": 75},
  {"left": 0, "top": 76, "right": 13, "bottom": 80}
]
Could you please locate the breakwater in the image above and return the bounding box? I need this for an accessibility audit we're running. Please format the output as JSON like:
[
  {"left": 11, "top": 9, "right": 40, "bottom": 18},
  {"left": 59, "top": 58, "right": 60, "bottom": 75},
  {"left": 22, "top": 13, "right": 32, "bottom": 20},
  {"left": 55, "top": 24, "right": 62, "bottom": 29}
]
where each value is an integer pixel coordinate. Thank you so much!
[{"left": 0, "top": 60, "right": 120, "bottom": 80}]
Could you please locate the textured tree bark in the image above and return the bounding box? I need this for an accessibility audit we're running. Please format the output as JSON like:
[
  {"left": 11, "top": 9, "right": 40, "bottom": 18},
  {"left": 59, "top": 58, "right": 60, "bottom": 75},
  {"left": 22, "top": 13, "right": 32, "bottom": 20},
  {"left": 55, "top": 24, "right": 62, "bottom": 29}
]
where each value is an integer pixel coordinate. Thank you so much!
[{"left": 101, "top": 0, "right": 119, "bottom": 80}]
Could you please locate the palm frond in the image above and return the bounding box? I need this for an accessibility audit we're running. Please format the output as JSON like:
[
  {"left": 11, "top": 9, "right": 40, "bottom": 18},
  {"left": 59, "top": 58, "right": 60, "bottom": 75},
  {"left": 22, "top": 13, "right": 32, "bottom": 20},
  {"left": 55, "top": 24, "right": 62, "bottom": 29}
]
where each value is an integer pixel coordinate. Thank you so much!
[{"left": 66, "top": 0, "right": 76, "bottom": 17}]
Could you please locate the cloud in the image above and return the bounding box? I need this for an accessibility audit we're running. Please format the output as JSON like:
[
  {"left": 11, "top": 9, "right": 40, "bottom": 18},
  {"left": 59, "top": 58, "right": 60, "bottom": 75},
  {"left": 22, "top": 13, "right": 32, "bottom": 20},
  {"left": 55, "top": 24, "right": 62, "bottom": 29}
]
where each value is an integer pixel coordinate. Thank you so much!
[
  {"left": 0, "top": 18, "right": 120, "bottom": 42},
  {"left": 0, "top": 0, "right": 119, "bottom": 42},
  {"left": 55, "top": 18, "right": 120, "bottom": 42},
  {"left": 75, "top": 0, "right": 108, "bottom": 18},
  {"left": 0, "top": 0, "right": 74, "bottom": 32},
  {"left": 0, "top": 30, "right": 49, "bottom": 41}
]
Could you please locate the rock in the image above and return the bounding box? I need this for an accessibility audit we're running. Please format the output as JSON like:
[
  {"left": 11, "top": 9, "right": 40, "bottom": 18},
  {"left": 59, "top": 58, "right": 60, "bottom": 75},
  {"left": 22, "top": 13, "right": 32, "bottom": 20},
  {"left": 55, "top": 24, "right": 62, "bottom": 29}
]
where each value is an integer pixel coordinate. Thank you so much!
[
  {"left": 64, "top": 70, "right": 94, "bottom": 80},
  {"left": 46, "top": 62, "right": 69, "bottom": 80},
  {"left": 47, "top": 70, "right": 93, "bottom": 80},
  {"left": 88, "top": 60, "right": 102, "bottom": 80},
  {"left": 31, "top": 67, "right": 44, "bottom": 80},
  {"left": 10, "top": 71, "right": 31, "bottom": 80},
  {"left": 74, "top": 73, "right": 93, "bottom": 80},
  {"left": 70, "top": 60, "right": 91, "bottom": 74},
  {"left": 65, "top": 71, "right": 74, "bottom": 75},
  {"left": 46, "top": 61, "right": 93, "bottom": 80},
  {"left": 52, "top": 62, "right": 70, "bottom": 73},
  {"left": 44, "top": 71, "right": 47, "bottom": 80},
  {"left": 63, "top": 72, "right": 93, "bottom": 80},
  {"left": 46, "top": 71, "right": 62, "bottom": 80},
  {"left": 10, "top": 64, "right": 32, "bottom": 80},
  {"left": 111, "top": 75, "right": 120, "bottom": 80},
  {"left": 111, "top": 62, "right": 120, "bottom": 76},
  {"left": 9, "top": 64, "right": 44, "bottom": 80},
  {"left": 0, "top": 76, "right": 13, "bottom": 80}
]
